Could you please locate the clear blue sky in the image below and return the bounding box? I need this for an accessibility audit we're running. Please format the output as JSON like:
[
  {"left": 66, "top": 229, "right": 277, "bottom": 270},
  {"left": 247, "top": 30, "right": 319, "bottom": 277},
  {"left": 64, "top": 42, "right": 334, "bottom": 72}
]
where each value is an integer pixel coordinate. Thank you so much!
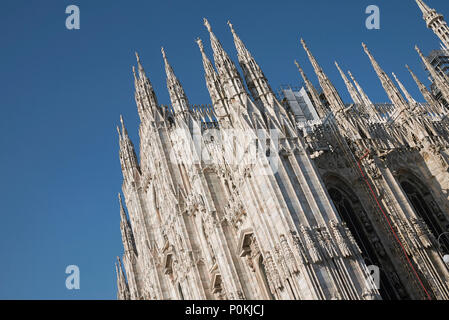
[{"left": 0, "top": 0, "right": 447, "bottom": 299}]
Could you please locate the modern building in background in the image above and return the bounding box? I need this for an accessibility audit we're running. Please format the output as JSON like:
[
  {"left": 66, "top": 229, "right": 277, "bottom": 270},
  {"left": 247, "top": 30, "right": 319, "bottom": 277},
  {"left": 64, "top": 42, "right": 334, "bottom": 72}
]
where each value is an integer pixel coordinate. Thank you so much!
[{"left": 115, "top": 0, "right": 449, "bottom": 300}]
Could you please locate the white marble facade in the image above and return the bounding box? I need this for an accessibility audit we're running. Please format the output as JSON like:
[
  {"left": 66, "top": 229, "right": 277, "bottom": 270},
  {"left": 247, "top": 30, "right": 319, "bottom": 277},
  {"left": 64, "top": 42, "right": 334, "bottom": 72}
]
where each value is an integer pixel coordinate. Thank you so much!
[{"left": 115, "top": 1, "right": 449, "bottom": 300}]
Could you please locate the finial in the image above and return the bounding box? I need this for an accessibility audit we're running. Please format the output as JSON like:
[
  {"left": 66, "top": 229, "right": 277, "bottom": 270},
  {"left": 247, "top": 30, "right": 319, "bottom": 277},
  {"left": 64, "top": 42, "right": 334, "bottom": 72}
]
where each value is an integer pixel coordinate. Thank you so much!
[
  {"left": 161, "top": 47, "right": 167, "bottom": 60},
  {"left": 300, "top": 38, "right": 307, "bottom": 47},
  {"left": 227, "top": 20, "right": 235, "bottom": 34},
  {"left": 135, "top": 52, "right": 140, "bottom": 62},
  {"left": 362, "top": 42, "right": 368, "bottom": 52},
  {"left": 294, "top": 59, "right": 303, "bottom": 72},
  {"left": 415, "top": 45, "right": 422, "bottom": 55},
  {"left": 203, "top": 18, "right": 212, "bottom": 32},
  {"left": 196, "top": 37, "right": 205, "bottom": 52},
  {"left": 116, "top": 125, "right": 121, "bottom": 137},
  {"left": 120, "top": 115, "right": 127, "bottom": 134}
]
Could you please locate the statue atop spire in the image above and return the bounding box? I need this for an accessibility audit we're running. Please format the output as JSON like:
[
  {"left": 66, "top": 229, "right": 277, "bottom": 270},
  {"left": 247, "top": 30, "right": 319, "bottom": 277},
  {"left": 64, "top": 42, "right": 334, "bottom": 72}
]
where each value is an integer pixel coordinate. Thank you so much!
[
  {"left": 135, "top": 51, "right": 145, "bottom": 78},
  {"left": 203, "top": 17, "right": 212, "bottom": 32},
  {"left": 196, "top": 37, "right": 205, "bottom": 53}
]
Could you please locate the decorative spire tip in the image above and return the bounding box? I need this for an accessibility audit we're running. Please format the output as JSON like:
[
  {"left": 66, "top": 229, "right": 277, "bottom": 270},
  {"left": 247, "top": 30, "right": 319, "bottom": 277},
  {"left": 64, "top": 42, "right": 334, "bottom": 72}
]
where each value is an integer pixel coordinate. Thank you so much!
[
  {"left": 203, "top": 18, "right": 212, "bottom": 32},
  {"left": 196, "top": 37, "right": 204, "bottom": 52},
  {"left": 227, "top": 20, "right": 235, "bottom": 33}
]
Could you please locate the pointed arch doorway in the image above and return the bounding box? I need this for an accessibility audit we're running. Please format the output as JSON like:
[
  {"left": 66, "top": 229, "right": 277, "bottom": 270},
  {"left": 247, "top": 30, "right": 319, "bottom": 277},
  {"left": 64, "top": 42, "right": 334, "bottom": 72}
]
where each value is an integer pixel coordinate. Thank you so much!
[{"left": 325, "top": 174, "right": 410, "bottom": 300}]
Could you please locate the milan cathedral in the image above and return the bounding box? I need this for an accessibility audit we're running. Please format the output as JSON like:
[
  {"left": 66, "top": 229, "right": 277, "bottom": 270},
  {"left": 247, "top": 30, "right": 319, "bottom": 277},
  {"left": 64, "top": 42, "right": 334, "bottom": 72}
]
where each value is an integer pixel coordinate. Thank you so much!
[{"left": 115, "top": 0, "right": 449, "bottom": 300}]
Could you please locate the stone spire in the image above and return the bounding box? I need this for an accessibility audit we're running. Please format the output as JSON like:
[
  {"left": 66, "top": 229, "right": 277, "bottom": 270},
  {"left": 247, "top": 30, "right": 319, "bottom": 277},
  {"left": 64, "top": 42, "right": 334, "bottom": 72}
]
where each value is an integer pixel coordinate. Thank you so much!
[
  {"left": 135, "top": 52, "right": 145, "bottom": 79},
  {"left": 392, "top": 72, "right": 417, "bottom": 104},
  {"left": 133, "top": 52, "right": 159, "bottom": 122},
  {"left": 203, "top": 18, "right": 247, "bottom": 106},
  {"left": 119, "top": 193, "right": 137, "bottom": 255},
  {"left": 406, "top": 64, "right": 444, "bottom": 112},
  {"left": 118, "top": 115, "right": 140, "bottom": 182},
  {"left": 362, "top": 43, "right": 409, "bottom": 116},
  {"left": 301, "top": 39, "right": 361, "bottom": 139},
  {"left": 161, "top": 47, "right": 189, "bottom": 114},
  {"left": 348, "top": 70, "right": 374, "bottom": 107},
  {"left": 347, "top": 70, "right": 380, "bottom": 120},
  {"left": 116, "top": 257, "right": 130, "bottom": 300},
  {"left": 227, "top": 21, "right": 274, "bottom": 107},
  {"left": 196, "top": 37, "right": 230, "bottom": 122},
  {"left": 335, "top": 62, "right": 362, "bottom": 105},
  {"left": 415, "top": 45, "right": 449, "bottom": 104},
  {"left": 294, "top": 60, "right": 327, "bottom": 118},
  {"left": 300, "top": 39, "right": 346, "bottom": 115},
  {"left": 415, "top": 0, "right": 449, "bottom": 49}
]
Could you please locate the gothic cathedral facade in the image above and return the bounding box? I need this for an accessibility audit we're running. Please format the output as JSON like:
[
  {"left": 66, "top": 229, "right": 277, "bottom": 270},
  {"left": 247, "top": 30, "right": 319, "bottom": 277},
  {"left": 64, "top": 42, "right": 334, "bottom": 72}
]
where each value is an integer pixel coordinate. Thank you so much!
[{"left": 115, "top": 0, "right": 449, "bottom": 300}]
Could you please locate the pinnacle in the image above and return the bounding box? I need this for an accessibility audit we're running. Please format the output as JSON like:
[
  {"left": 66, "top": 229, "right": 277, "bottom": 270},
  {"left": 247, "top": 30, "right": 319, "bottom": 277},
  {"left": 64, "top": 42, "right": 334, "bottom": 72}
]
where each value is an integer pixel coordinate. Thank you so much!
[
  {"left": 415, "top": 0, "right": 432, "bottom": 15},
  {"left": 203, "top": 18, "right": 212, "bottom": 32},
  {"left": 294, "top": 60, "right": 304, "bottom": 74},
  {"left": 196, "top": 38, "right": 205, "bottom": 53},
  {"left": 120, "top": 115, "right": 127, "bottom": 135},
  {"left": 294, "top": 60, "right": 300, "bottom": 69},
  {"left": 362, "top": 42, "right": 369, "bottom": 53},
  {"left": 227, "top": 20, "right": 235, "bottom": 34},
  {"left": 415, "top": 45, "right": 423, "bottom": 54}
]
